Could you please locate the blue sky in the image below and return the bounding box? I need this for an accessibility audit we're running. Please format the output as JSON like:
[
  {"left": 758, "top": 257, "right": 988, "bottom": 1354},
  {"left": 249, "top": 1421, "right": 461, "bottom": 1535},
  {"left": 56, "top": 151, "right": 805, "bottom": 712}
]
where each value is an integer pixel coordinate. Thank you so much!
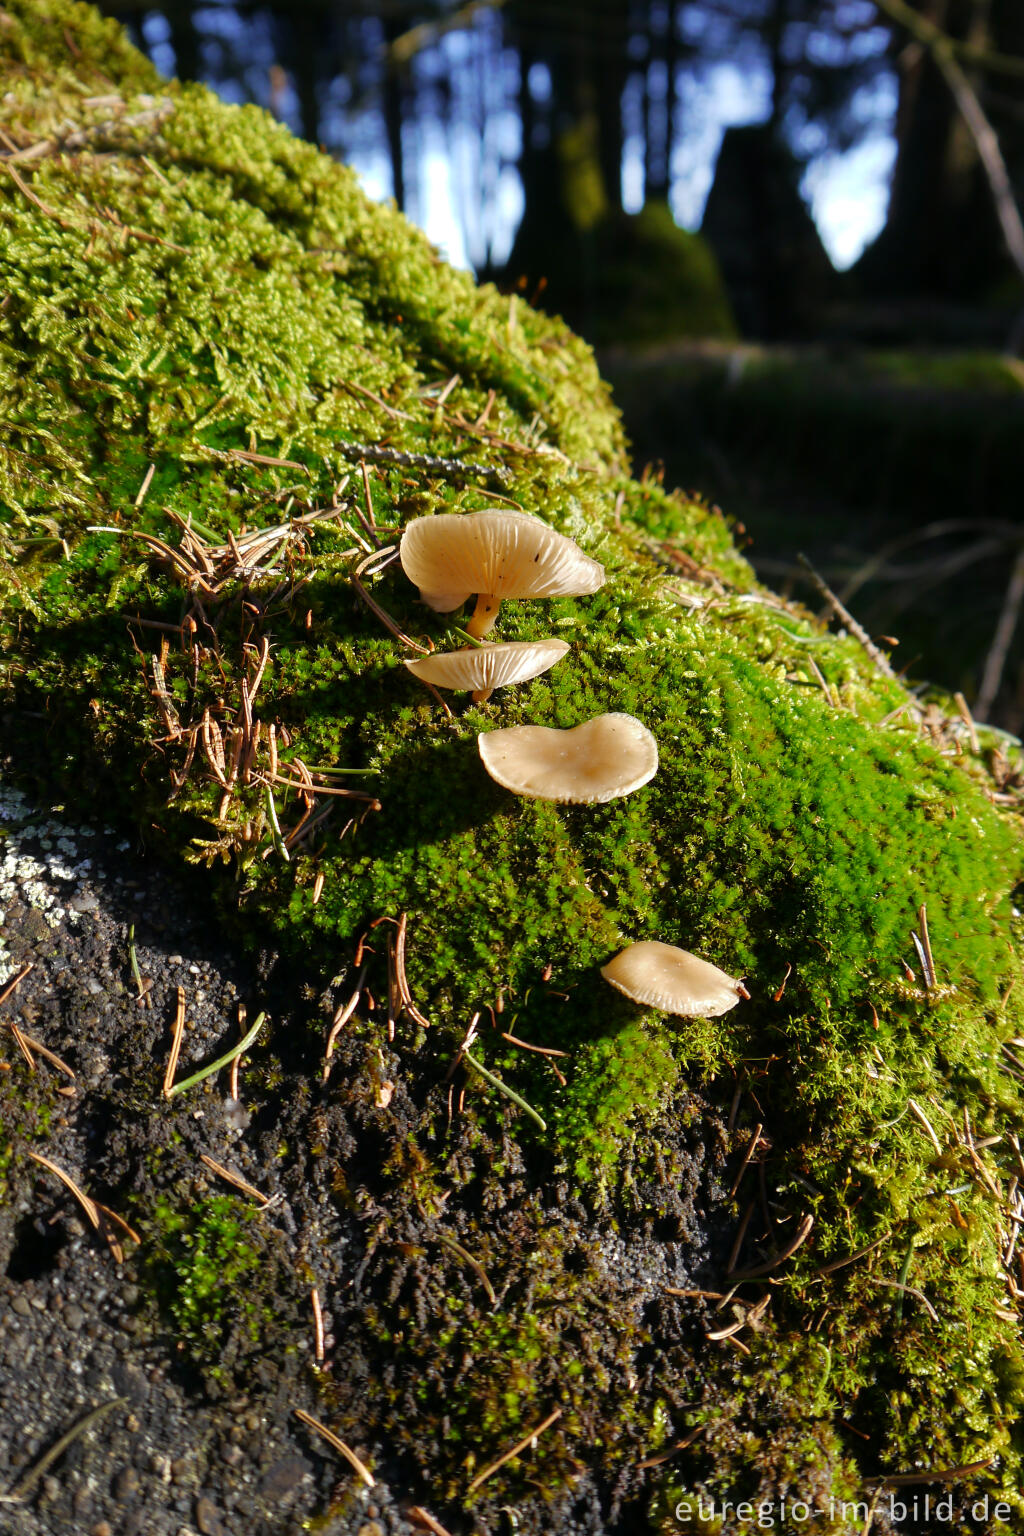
[{"left": 142, "top": 5, "right": 898, "bottom": 273}]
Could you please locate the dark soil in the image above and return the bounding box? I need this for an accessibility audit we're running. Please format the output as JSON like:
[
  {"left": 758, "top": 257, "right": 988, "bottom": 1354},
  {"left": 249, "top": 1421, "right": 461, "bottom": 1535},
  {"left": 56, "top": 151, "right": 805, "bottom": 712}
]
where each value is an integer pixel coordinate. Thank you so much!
[
  {"left": 0, "top": 776, "right": 357, "bottom": 1535},
  {"left": 0, "top": 771, "right": 735, "bottom": 1536}
]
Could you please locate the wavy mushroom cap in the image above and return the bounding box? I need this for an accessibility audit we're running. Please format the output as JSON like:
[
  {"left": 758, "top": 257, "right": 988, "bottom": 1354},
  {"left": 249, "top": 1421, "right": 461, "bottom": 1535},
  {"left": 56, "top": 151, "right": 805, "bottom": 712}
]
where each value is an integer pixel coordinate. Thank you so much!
[
  {"left": 399, "top": 511, "right": 604, "bottom": 635},
  {"left": 477, "top": 713, "right": 658, "bottom": 803},
  {"left": 601, "top": 941, "right": 749, "bottom": 1018},
  {"left": 405, "top": 638, "right": 570, "bottom": 694}
]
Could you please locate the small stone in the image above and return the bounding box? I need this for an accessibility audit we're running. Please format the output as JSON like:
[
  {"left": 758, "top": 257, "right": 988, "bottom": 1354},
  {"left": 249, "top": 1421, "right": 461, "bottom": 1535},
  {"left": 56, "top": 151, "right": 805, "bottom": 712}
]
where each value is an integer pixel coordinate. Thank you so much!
[
  {"left": 113, "top": 1466, "right": 139, "bottom": 1499},
  {"left": 112, "top": 1362, "right": 149, "bottom": 1404},
  {"left": 10, "top": 1294, "right": 31, "bottom": 1317},
  {"left": 258, "top": 1456, "right": 311, "bottom": 1499},
  {"left": 65, "top": 1304, "right": 86, "bottom": 1331},
  {"left": 90, "top": 1524, "right": 113, "bottom": 1536},
  {"left": 195, "top": 1495, "right": 225, "bottom": 1536},
  {"left": 69, "top": 891, "right": 98, "bottom": 912}
]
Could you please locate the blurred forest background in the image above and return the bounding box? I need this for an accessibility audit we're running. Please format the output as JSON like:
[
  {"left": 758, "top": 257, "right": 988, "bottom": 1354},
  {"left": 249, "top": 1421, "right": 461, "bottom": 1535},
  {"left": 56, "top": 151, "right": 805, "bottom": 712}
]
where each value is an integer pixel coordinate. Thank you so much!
[{"left": 97, "top": 0, "right": 1024, "bottom": 729}]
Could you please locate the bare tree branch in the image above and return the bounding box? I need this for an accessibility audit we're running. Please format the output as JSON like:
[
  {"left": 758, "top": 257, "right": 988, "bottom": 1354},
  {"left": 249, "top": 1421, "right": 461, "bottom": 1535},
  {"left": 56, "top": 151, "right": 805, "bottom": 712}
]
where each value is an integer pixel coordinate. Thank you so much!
[{"left": 876, "top": 0, "right": 1024, "bottom": 285}]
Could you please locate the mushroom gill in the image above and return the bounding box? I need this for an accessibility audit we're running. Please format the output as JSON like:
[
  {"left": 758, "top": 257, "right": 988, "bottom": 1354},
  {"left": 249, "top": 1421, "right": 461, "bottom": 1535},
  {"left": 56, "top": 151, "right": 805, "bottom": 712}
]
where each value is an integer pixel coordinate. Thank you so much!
[
  {"left": 405, "top": 637, "right": 570, "bottom": 703},
  {"left": 399, "top": 510, "right": 604, "bottom": 637}
]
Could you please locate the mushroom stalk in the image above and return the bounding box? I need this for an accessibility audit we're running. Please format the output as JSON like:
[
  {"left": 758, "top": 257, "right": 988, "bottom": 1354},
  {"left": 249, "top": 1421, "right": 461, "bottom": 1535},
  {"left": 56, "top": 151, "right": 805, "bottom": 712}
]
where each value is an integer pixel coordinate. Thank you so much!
[
  {"left": 467, "top": 594, "right": 500, "bottom": 638},
  {"left": 471, "top": 687, "right": 494, "bottom": 705}
]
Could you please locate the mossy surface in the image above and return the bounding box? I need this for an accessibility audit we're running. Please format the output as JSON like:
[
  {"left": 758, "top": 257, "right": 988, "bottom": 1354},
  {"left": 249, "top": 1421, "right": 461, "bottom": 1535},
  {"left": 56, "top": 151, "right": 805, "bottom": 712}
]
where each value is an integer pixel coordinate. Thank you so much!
[{"left": 3, "top": 6, "right": 1024, "bottom": 1529}]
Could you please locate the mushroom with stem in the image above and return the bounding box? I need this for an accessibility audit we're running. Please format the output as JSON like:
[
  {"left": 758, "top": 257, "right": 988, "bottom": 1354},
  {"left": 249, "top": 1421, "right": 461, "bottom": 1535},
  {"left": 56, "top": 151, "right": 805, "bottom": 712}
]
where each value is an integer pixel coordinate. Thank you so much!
[
  {"left": 405, "top": 637, "right": 570, "bottom": 704},
  {"left": 400, "top": 511, "right": 605, "bottom": 638}
]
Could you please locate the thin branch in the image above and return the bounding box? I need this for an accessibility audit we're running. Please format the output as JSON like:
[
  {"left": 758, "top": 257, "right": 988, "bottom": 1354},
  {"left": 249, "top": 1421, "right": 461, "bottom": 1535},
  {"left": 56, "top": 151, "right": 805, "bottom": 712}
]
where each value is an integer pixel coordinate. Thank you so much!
[
  {"left": 876, "top": 0, "right": 1024, "bottom": 283},
  {"left": 977, "top": 545, "right": 1024, "bottom": 721},
  {"left": 796, "top": 554, "right": 897, "bottom": 680}
]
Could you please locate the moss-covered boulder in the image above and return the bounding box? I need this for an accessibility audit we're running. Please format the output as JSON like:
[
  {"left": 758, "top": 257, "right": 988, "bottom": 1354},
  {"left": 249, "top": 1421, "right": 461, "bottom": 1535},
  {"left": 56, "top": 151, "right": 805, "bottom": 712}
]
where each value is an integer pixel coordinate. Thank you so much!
[
  {"left": 509, "top": 198, "right": 736, "bottom": 348},
  {"left": 3, "top": 4, "right": 1024, "bottom": 1531}
]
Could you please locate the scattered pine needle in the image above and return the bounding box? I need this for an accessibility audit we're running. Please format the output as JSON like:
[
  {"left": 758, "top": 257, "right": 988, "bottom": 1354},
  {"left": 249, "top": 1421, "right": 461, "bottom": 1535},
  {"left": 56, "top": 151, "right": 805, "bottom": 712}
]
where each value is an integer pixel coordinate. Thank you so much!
[
  {"left": 13, "top": 1032, "right": 75, "bottom": 1081},
  {"left": 8, "top": 1020, "right": 35, "bottom": 1070},
  {"left": 311, "top": 1286, "right": 325, "bottom": 1363},
  {"left": 199, "top": 1153, "right": 268, "bottom": 1206},
  {"left": 730, "top": 1214, "right": 814, "bottom": 1281},
  {"left": 437, "top": 1232, "right": 497, "bottom": 1306},
  {"left": 727, "top": 1122, "right": 763, "bottom": 1200},
  {"left": 466, "top": 1406, "right": 562, "bottom": 1494},
  {"left": 167, "top": 1011, "right": 267, "bottom": 1098},
  {"left": 293, "top": 1408, "right": 375, "bottom": 1487},
  {"left": 907, "top": 1097, "right": 943, "bottom": 1155},
  {"left": 0, "top": 961, "right": 33, "bottom": 1008},
  {"left": 26, "top": 1151, "right": 139, "bottom": 1263},
  {"left": 499, "top": 1031, "right": 569, "bottom": 1058},
  {"left": 0, "top": 1398, "right": 128, "bottom": 1505},
  {"left": 811, "top": 1232, "right": 889, "bottom": 1278},
  {"left": 876, "top": 1277, "right": 939, "bottom": 1323},
  {"left": 635, "top": 1425, "right": 702, "bottom": 1470},
  {"left": 162, "top": 986, "right": 187, "bottom": 1098},
  {"left": 868, "top": 1457, "right": 992, "bottom": 1488},
  {"left": 462, "top": 1049, "right": 546, "bottom": 1131},
  {"left": 407, "top": 1507, "right": 455, "bottom": 1536},
  {"left": 28, "top": 1150, "right": 99, "bottom": 1229}
]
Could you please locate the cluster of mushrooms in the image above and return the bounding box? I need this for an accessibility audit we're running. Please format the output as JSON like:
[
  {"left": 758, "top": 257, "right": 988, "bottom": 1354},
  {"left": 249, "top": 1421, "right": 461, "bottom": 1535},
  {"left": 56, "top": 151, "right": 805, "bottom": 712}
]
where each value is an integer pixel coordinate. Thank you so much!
[{"left": 398, "top": 510, "right": 749, "bottom": 1021}]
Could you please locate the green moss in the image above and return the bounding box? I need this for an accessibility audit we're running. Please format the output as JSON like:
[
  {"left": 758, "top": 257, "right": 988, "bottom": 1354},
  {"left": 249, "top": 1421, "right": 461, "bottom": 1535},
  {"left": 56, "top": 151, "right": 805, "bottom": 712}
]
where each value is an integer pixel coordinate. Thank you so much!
[
  {"left": 3, "top": 3, "right": 1024, "bottom": 1526},
  {"left": 141, "top": 1192, "right": 285, "bottom": 1384},
  {"left": 516, "top": 199, "right": 737, "bottom": 347}
]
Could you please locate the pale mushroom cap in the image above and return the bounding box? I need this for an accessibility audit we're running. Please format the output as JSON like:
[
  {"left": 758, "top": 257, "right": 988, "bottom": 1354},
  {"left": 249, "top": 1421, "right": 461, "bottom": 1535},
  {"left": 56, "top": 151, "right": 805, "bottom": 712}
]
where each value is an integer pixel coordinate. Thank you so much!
[
  {"left": 477, "top": 713, "right": 658, "bottom": 803},
  {"left": 399, "top": 511, "right": 605, "bottom": 613},
  {"left": 600, "top": 941, "right": 746, "bottom": 1018},
  {"left": 405, "top": 638, "right": 570, "bottom": 693}
]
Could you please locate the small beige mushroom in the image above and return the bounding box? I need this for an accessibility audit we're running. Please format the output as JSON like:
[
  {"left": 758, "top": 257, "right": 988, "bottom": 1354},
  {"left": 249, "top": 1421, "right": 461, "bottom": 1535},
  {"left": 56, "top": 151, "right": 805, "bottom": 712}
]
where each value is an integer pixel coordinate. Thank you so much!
[
  {"left": 405, "top": 637, "right": 569, "bottom": 704},
  {"left": 601, "top": 941, "right": 750, "bottom": 1018},
  {"left": 400, "top": 510, "right": 604, "bottom": 637},
  {"left": 477, "top": 713, "right": 658, "bottom": 803}
]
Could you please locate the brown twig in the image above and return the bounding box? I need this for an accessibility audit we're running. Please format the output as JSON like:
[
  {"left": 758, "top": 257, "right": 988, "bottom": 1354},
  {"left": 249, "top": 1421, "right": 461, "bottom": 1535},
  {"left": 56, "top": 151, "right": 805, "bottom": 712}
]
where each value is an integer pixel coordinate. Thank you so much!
[{"left": 796, "top": 553, "right": 897, "bottom": 680}]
